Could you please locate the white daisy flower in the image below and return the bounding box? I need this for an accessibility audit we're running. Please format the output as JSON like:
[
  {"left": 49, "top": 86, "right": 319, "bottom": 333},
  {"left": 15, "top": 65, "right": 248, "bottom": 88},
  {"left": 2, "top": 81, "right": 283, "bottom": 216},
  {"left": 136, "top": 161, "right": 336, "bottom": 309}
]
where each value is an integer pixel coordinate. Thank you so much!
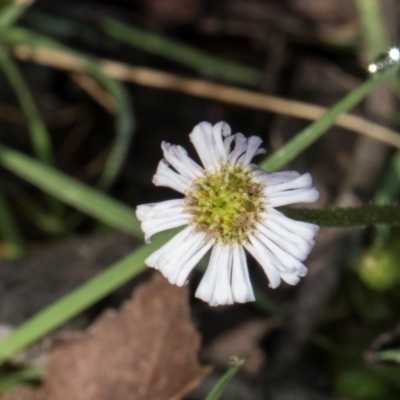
[{"left": 136, "top": 121, "right": 320, "bottom": 306}]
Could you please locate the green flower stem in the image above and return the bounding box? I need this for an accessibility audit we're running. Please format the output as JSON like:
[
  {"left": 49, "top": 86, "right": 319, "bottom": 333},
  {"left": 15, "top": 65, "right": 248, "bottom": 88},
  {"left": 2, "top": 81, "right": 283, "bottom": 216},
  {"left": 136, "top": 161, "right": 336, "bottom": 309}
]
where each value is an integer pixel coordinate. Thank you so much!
[
  {"left": 259, "top": 66, "right": 400, "bottom": 172},
  {"left": 204, "top": 357, "right": 245, "bottom": 400},
  {"left": 0, "top": 230, "right": 174, "bottom": 363},
  {"left": 280, "top": 205, "right": 400, "bottom": 227}
]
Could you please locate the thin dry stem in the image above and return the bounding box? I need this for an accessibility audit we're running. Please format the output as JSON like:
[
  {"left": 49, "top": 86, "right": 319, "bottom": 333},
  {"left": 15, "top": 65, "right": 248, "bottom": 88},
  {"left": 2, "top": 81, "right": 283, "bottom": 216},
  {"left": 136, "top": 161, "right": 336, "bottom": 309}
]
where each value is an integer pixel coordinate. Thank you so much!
[
  {"left": 71, "top": 73, "right": 116, "bottom": 114},
  {"left": 12, "top": 44, "right": 400, "bottom": 149}
]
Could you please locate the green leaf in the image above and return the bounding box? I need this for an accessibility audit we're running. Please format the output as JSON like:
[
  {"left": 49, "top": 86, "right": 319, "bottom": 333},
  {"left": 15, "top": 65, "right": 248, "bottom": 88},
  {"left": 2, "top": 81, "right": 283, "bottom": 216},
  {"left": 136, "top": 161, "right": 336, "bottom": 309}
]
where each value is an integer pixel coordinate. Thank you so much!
[
  {"left": 102, "top": 18, "right": 263, "bottom": 87},
  {"left": 354, "top": 0, "right": 388, "bottom": 57},
  {"left": 378, "top": 350, "right": 400, "bottom": 363},
  {"left": 0, "top": 144, "right": 141, "bottom": 237},
  {"left": 0, "top": 0, "right": 32, "bottom": 36},
  {"left": 204, "top": 357, "right": 245, "bottom": 400},
  {"left": 335, "top": 368, "right": 389, "bottom": 399}
]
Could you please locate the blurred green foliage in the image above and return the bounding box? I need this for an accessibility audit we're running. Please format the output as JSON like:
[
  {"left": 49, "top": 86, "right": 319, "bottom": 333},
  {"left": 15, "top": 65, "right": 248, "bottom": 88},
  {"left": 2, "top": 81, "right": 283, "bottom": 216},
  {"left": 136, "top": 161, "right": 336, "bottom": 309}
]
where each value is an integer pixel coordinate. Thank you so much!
[
  {"left": 357, "top": 238, "right": 400, "bottom": 291},
  {"left": 0, "top": 0, "right": 399, "bottom": 397}
]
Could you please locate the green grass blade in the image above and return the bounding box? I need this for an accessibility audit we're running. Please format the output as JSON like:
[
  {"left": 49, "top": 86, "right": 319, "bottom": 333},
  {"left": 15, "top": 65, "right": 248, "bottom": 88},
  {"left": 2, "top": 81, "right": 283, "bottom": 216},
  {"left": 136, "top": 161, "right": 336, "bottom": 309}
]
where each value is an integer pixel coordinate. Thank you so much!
[
  {"left": 0, "top": 231, "right": 173, "bottom": 363},
  {"left": 85, "top": 65, "right": 135, "bottom": 190},
  {"left": 24, "top": 10, "right": 92, "bottom": 38},
  {"left": 4, "top": 27, "right": 135, "bottom": 189},
  {"left": 259, "top": 66, "right": 400, "bottom": 172},
  {"left": 354, "top": 0, "right": 400, "bottom": 97},
  {"left": 15, "top": 196, "right": 72, "bottom": 234},
  {"left": 102, "top": 18, "right": 263, "bottom": 87},
  {"left": 4, "top": 25, "right": 78, "bottom": 49},
  {"left": 354, "top": 0, "right": 388, "bottom": 56},
  {"left": 0, "top": 367, "right": 42, "bottom": 390},
  {"left": 0, "top": 144, "right": 141, "bottom": 237},
  {"left": 378, "top": 350, "right": 400, "bottom": 363},
  {"left": 0, "top": 188, "right": 23, "bottom": 258},
  {"left": 204, "top": 357, "right": 245, "bottom": 400},
  {"left": 0, "top": 0, "right": 32, "bottom": 36},
  {"left": 353, "top": 0, "right": 399, "bottom": 240},
  {"left": 0, "top": 48, "right": 52, "bottom": 165},
  {"left": 374, "top": 151, "right": 400, "bottom": 205}
]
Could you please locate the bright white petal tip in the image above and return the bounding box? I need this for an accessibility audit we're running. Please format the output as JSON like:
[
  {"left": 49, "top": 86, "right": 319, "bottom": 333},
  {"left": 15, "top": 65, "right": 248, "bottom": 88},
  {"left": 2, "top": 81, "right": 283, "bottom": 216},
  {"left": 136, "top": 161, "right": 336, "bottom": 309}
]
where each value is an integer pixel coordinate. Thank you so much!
[
  {"left": 195, "top": 244, "right": 234, "bottom": 306},
  {"left": 136, "top": 121, "right": 320, "bottom": 306},
  {"left": 152, "top": 160, "right": 191, "bottom": 194}
]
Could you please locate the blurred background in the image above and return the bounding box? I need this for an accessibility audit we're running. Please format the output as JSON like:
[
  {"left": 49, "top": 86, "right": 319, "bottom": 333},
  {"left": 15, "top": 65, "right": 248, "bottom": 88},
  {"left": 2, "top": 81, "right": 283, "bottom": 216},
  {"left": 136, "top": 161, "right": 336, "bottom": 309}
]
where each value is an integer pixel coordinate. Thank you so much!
[{"left": 1, "top": 0, "right": 400, "bottom": 399}]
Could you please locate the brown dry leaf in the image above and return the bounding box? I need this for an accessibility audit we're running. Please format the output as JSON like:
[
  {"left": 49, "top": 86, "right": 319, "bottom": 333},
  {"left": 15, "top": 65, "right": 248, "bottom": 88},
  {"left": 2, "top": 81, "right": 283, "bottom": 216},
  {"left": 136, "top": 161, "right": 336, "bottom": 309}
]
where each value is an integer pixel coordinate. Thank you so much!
[
  {"left": 0, "top": 386, "right": 41, "bottom": 400},
  {"left": 42, "top": 273, "right": 211, "bottom": 400}
]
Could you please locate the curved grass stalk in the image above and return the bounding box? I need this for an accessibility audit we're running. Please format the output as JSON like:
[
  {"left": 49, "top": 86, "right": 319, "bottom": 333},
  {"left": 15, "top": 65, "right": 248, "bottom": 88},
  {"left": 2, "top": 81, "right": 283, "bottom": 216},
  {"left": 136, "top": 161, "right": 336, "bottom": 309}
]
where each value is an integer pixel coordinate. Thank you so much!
[
  {"left": 4, "top": 26, "right": 135, "bottom": 190},
  {"left": 0, "top": 48, "right": 52, "bottom": 165}
]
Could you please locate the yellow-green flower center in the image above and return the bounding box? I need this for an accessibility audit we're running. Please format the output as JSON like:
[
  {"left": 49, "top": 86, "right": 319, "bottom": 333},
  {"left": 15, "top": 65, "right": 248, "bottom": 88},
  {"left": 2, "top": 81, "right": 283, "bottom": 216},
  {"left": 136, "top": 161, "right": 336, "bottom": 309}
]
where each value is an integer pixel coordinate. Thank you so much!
[{"left": 184, "top": 163, "right": 265, "bottom": 244}]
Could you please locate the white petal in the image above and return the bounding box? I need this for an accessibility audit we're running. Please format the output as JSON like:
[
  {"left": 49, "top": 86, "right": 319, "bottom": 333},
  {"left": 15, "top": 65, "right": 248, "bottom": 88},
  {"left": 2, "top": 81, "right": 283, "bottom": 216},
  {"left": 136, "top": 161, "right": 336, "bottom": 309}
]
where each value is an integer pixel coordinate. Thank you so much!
[
  {"left": 255, "top": 148, "right": 267, "bottom": 156},
  {"left": 228, "top": 133, "right": 247, "bottom": 163},
  {"left": 238, "top": 136, "right": 264, "bottom": 166},
  {"left": 256, "top": 219, "right": 314, "bottom": 261},
  {"left": 267, "top": 187, "right": 319, "bottom": 207},
  {"left": 279, "top": 271, "right": 302, "bottom": 285},
  {"left": 195, "top": 244, "right": 234, "bottom": 306},
  {"left": 189, "top": 122, "right": 226, "bottom": 170},
  {"left": 223, "top": 134, "right": 235, "bottom": 155},
  {"left": 252, "top": 170, "right": 301, "bottom": 185},
  {"left": 212, "top": 121, "right": 231, "bottom": 162},
  {"left": 263, "top": 173, "right": 312, "bottom": 196},
  {"left": 145, "top": 226, "right": 193, "bottom": 268},
  {"left": 268, "top": 209, "right": 320, "bottom": 241},
  {"left": 142, "top": 214, "right": 191, "bottom": 244},
  {"left": 189, "top": 122, "right": 214, "bottom": 169},
  {"left": 161, "top": 142, "right": 203, "bottom": 179},
  {"left": 231, "top": 246, "right": 255, "bottom": 303},
  {"left": 157, "top": 231, "right": 205, "bottom": 277},
  {"left": 159, "top": 233, "right": 212, "bottom": 286},
  {"left": 254, "top": 231, "right": 307, "bottom": 273},
  {"left": 244, "top": 236, "right": 281, "bottom": 288},
  {"left": 171, "top": 239, "right": 213, "bottom": 286},
  {"left": 152, "top": 160, "right": 191, "bottom": 194},
  {"left": 136, "top": 199, "right": 184, "bottom": 221}
]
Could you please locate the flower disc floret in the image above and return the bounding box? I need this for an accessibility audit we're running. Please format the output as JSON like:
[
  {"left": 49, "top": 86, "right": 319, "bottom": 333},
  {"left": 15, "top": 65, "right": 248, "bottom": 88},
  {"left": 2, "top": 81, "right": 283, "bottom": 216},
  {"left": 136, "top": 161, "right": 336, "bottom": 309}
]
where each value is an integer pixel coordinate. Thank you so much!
[{"left": 185, "top": 163, "right": 264, "bottom": 244}]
